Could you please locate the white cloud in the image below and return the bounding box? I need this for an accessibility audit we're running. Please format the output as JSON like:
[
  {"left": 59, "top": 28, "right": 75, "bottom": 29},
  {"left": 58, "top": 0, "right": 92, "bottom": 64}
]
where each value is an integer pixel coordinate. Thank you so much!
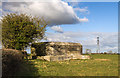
[
  {"left": 45, "top": 32, "right": 71, "bottom": 42},
  {"left": 69, "top": 2, "right": 89, "bottom": 15},
  {"left": 102, "top": 46, "right": 118, "bottom": 52},
  {"left": 68, "top": 2, "right": 79, "bottom": 7},
  {"left": 79, "top": 17, "right": 89, "bottom": 22},
  {"left": 0, "top": 2, "right": 2, "bottom": 16},
  {"left": 3, "top": 1, "right": 88, "bottom": 26},
  {"left": 42, "top": 31, "right": 118, "bottom": 53},
  {"left": 51, "top": 26, "right": 63, "bottom": 33},
  {"left": 74, "top": 7, "right": 89, "bottom": 13},
  {"left": 2, "top": 0, "right": 119, "bottom": 2},
  {"left": 3, "top": 0, "right": 62, "bottom": 2}
]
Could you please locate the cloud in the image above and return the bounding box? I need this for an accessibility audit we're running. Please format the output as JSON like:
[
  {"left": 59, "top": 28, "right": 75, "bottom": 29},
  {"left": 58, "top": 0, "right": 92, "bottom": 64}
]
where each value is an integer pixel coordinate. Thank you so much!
[
  {"left": 0, "top": 2, "right": 2, "bottom": 16},
  {"left": 68, "top": 2, "right": 79, "bottom": 7},
  {"left": 42, "top": 31, "right": 118, "bottom": 52},
  {"left": 3, "top": 0, "right": 62, "bottom": 2},
  {"left": 79, "top": 17, "right": 88, "bottom": 22},
  {"left": 51, "top": 26, "right": 63, "bottom": 33},
  {"left": 3, "top": 0, "right": 88, "bottom": 26},
  {"left": 45, "top": 32, "right": 71, "bottom": 42},
  {"left": 74, "top": 7, "right": 89, "bottom": 13},
  {"left": 69, "top": 2, "right": 89, "bottom": 14}
]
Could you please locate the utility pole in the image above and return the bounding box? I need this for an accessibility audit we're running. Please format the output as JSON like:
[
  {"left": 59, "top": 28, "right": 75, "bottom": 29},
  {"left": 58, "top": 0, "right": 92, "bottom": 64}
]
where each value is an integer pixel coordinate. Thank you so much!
[{"left": 97, "top": 37, "right": 100, "bottom": 53}]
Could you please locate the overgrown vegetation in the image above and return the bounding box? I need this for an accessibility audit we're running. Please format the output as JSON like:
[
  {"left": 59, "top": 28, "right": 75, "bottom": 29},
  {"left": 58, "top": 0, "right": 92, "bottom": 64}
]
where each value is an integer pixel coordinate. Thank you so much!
[
  {"left": 2, "top": 49, "right": 24, "bottom": 77},
  {"left": 16, "top": 54, "right": 118, "bottom": 76},
  {"left": 2, "top": 13, "right": 47, "bottom": 50},
  {"left": 2, "top": 49, "right": 39, "bottom": 78},
  {"left": 31, "top": 42, "right": 47, "bottom": 56}
]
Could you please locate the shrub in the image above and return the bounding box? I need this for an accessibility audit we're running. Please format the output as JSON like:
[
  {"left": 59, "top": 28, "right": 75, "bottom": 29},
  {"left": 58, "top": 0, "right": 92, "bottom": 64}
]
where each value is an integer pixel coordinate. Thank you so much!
[
  {"left": 2, "top": 49, "right": 24, "bottom": 77},
  {"left": 2, "top": 13, "right": 47, "bottom": 50},
  {"left": 31, "top": 42, "right": 47, "bottom": 56},
  {"left": 21, "top": 50, "right": 28, "bottom": 59}
]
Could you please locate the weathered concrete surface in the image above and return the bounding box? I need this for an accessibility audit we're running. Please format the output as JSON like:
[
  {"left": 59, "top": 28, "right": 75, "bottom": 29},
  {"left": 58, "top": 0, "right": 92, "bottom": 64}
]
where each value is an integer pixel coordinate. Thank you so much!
[
  {"left": 43, "top": 56, "right": 51, "bottom": 61},
  {"left": 32, "top": 42, "right": 82, "bottom": 56},
  {"left": 37, "top": 55, "right": 91, "bottom": 61},
  {"left": 31, "top": 42, "right": 91, "bottom": 61}
]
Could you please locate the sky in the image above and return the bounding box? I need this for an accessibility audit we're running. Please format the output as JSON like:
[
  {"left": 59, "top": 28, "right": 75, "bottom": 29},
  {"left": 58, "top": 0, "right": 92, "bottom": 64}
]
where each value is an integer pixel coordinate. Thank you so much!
[
  {"left": 0, "top": 0, "right": 119, "bottom": 53},
  {"left": 43, "top": 2, "right": 118, "bottom": 53}
]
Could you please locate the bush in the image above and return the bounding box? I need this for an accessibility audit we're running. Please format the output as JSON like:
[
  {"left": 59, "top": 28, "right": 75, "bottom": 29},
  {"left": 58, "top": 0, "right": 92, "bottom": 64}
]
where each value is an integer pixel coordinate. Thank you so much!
[
  {"left": 2, "top": 49, "right": 24, "bottom": 77},
  {"left": 21, "top": 50, "right": 28, "bottom": 59},
  {"left": 31, "top": 42, "right": 48, "bottom": 56},
  {"left": 32, "top": 56, "right": 37, "bottom": 59},
  {"left": 2, "top": 13, "right": 47, "bottom": 50}
]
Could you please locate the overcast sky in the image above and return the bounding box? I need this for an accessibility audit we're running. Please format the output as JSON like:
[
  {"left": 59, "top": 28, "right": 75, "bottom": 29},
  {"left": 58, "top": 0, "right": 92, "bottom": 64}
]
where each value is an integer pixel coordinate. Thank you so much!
[{"left": 0, "top": 0, "right": 119, "bottom": 53}]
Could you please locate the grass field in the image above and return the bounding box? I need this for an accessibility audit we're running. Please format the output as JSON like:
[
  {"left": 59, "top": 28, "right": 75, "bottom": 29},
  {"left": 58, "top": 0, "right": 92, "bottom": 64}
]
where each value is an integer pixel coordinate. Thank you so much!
[{"left": 16, "top": 54, "right": 118, "bottom": 76}]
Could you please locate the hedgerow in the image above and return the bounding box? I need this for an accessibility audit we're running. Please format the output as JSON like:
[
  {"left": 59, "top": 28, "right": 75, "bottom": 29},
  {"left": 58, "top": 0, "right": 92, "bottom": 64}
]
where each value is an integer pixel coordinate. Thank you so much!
[{"left": 2, "top": 49, "right": 24, "bottom": 77}]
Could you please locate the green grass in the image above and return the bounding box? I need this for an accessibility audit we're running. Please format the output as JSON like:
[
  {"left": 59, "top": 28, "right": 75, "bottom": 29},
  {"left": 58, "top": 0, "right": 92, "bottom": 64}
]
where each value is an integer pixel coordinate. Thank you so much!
[{"left": 16, "top": 54, "right": 118, "bottom": 76}]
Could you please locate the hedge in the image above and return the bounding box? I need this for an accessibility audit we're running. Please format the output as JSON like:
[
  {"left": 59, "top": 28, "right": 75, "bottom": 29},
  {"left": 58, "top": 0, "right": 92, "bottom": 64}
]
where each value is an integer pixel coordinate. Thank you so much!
[{"left": 2, "top": 49, "right": 24, "bottom": 77}]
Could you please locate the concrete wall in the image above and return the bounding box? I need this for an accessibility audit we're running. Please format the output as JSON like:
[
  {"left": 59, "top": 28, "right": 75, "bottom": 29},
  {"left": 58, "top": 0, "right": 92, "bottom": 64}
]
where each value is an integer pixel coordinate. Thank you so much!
[
  {"left": 37, "top": 55, "right": 91, "bottom": 61},
  {"left": 32, "top": 42, "right": 82, "bottom": 56}
]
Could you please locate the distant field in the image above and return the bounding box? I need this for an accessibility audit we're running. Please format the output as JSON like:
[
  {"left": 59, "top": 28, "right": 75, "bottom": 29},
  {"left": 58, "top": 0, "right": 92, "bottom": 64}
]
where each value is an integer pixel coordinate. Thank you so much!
[{"left": 16, "top": 54, "right": 118, "bottom": 76}]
